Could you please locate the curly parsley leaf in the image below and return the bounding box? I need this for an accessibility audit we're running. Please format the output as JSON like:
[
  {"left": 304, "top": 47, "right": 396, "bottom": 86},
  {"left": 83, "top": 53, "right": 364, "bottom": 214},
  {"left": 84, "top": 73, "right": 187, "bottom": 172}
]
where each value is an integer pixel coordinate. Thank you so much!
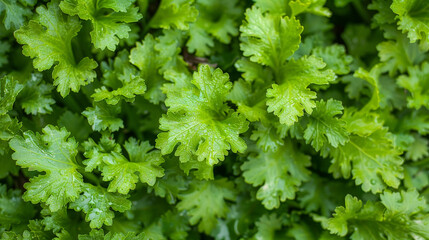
[
  {"left": 14, "top": 1, "right": 98, "bottom": 97},
  {"left": 149, "top": 0, "right": 198, "bottom": 30},
  {"left": 303, "top": 99, "right": 349, "bottom": 152},
  {"left": 329, "top": 127, "right": 404, "bottom": 193},
  {"left": 266, "top": 56, "right": 336, "bottom": 125},
  {"left": 100, "top": 138, "right": 165, "bottom": 194},
  {"left": 0, "top": 0, "right": 32, "bottom": 30},
  {"left": 186, "top": 0, "right": 242, "bottom": 56},
  {"left": 240, "top": 6, "right": 303, "bottom": 71},
  {"left": 60, "top": 0, "right": 142, "bottom": 51},
  {"left": 241, "top": 139, "right": 311, "bottom": 209},
  {"left": 0, "top": 75, "right": 24, "bottom": 115},
  {"left": 69, "top": 184, "right": 131, "bottom": 228},
  {"left": 156, "top": 64, "right": 249, "bottom": 166},
  {"left": 391, "top": 0, "right": 429, "bottom": 49},
  {"left": 92, "top": 50, "right": 146, "bottom": 105},
  {"left": 398, "top": 62, "right": 429, "bottom": 109},
  {"left": 254, "top": 0, "right": 331, "bottom": 17},
  {"left": 82, "top": 101, "right": 124, "bottom": 132},
  {"left": 18, "top": 73, "right": 55, "bottom": 115},
  {"left": 9, "top": 125, "right": 84, "bottom": 212},
  {"left": 327, "top": 190, "right": 429, "bottom": 239},
  {"left": 177, "top": 179, "right": 236, "bottom": 234}
]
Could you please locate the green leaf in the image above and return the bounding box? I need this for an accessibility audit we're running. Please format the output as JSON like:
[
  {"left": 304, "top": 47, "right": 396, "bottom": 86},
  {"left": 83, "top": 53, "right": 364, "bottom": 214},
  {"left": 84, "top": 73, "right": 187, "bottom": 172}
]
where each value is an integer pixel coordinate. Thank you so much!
[
  {"left": 92, "top": 50, "right": 146, "bottom": 105},
  {"left": 329, "top": 128, "right": 404, "bottom": 193},
  {"left": 186, "top": 0, "right": 242, "bottom": 56},
  {"left": 60, "top": 0, "right": 142, "bottom": 51},
  {"left": 0, "top": 0, "right": 32, "bottom": 30},
  {"left": 40, "top": 207, "right": 84, "bottom": 236},
  {"left": 397, "top": 62, "right": 429, "bottom": 109},
  {"left": 405, "top": 134, "right": 428, "bottom": 161},
  {"left": 177, "top": 179, "right": 236, "bottom": 234},
  {"left": 293, "top": 0, "right": 331, "bottom": 17},
  {"left": 240, "top": 6, "right": 303, "bottom": 71},
  {"left": 266, "top": 55, "right": 336, "bottom": 125},
  {"left": 254, "top": 0, "right": 331, "bottom": 17},
  {"left": 398, "top": 109, "right": 429, "bottom": 135},
  {"left": 391, "top": 0, "right": 429, "bottom": 49},
  {"left": 235, "top": 58, "right": 273, "bottom": 83},
  {"left": 0, "top": 146, "right": 19, "bottom": 178},
  {"left": 0, "top": 184, "right": 36, "bottom": 229},
  {"left": 2, "top": 220, "right": 56, "bottom": 240},
  {"left": 101, "top": 138, "right": 165, "bottom": 194},
  {"left": 9, "top": 125, "right": 84, "bottom": 211},
  {"left": 227, "top": 78, "right": 270, "bottom": 123},
  {"left": 159, "top": 210, "right": 190, "bottom": 240},
  {"left": 186, "top": 23, "right": 214, "bottom": 56},
  {"left": 376, "top": 34, "right": 425, "bottom": 76},
  {"left": 150, "top": 158, "right": 188, "bottom": 204},
  {"left": 254, "top": 214, "right": 282, "bottom": 240},
  {"left": 18, "top": 72, "right": 55, "bottom": 115},
  {"left": 82, "top": 101, "right": 124, "bottom": 132},
  {"left": 0, "top": 75, "right": 24, "bottom": 115},
  {"left": 241, "top": 139, "right": 311, "bottom": 209},
  {"left": 353, "top": 65, "right": 382, "bottom": 112},
  {"left": 155, "top": 29, "right": 189, "bottom": 75},
  {"left": 0, "top": 115, "right": 21, "bottom": 147},
  {"left": 0, "top": 110, "right": 21, "bottom": 165},
  {"left": 149, "top": 0, "right": 198, "bottom": 30},
  {"left": 250, "top": 122, "right": 284, "bottom": 152},
  {"left": 178, "top": 156, "right": 214, "bottom": 180},
  {"left": 78, "top": 229, "right": 143, "bottom": 240},
  {"left": 342, "top": 109, "right": 384, "bottom": 137},
  {"left": 14, "top": 1, "right": 98, "bottom": 97},
  {"left": 378, "top": 74, "right": 407, "bottom": 110},
  {"left": 368, "top": 0, "right": 396, "bottom": 27},
  {"left": 312, "top": 44, "right": 353, "bottom": 75},
  {"left": 303, "top": 99, "right": 349, "bottom": 152},
  {"left": 129, "top": 35, "right": 166, "bottom": 104},
  {"left": 58, "top": 111, "right": 92, "bottom": 142},
  {"left": 140, "top": 222, "right": 166, "bottom": 240},
  {"left": 327, "top": 190, "right": 429, "bottom": 239},
  {"left": 156, "top": 64, "right": 248, "bottom": 166},
  {"left": 69, "top": 184, "right": 131, "bottom": 228},
  {"left": 82, "top": 134, "right": 122, "bottom": 172}
]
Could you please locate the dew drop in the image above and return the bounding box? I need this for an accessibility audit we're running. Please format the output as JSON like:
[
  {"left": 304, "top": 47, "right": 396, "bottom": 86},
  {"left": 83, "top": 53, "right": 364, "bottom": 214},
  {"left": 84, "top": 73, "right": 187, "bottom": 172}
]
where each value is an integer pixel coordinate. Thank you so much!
[{"left": 370, "top": 179, "right": 376, "bottom": 185}]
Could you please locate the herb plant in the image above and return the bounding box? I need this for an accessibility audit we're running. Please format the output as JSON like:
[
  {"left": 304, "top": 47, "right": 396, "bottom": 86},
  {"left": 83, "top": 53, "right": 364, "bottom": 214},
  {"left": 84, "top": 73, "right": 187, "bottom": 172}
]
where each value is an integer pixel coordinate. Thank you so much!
[{"left": 1, "top": 0, "right": 429, "bottom": 239}]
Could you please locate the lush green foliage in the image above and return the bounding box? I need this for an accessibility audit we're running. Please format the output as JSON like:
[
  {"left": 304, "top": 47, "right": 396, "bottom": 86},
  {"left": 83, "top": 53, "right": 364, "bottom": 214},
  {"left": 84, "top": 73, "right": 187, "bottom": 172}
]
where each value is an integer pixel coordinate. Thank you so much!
[{"left": 1, "top": 0, "right": 429, "bottom": 239}]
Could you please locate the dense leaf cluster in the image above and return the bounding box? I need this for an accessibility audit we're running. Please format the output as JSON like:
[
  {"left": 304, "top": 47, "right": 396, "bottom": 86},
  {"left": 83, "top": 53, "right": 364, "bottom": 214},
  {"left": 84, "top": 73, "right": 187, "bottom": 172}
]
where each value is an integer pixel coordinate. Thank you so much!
[{"left": 1, "top": 0, "right": 429, "bottom": 239}]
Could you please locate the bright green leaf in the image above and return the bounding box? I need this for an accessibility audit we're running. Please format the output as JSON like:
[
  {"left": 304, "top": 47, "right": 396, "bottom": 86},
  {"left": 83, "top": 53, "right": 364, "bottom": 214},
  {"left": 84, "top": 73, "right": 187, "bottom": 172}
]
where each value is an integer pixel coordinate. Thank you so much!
[
  {"left": 9, "top": 125, "right": 84, "bottom": 211},
  {"left": 69, "top": 184, "right": 131, "bottom": 228},
  {"left": 240, "top": 6, "right": 303, "bottom": 71},
  {"left": 60, "top": 0, "right": 142, "bottom": 51},
  {"left": 266, "top": 55, "right": 336, "bottom": 125},
  {"left": 149, "top": 0, "right": 198, "bottom": 30},
  {"left": 397, "top": 62, "right": 429, "bottom": 109},
  {"left": 327, "top": 190, "right": 429, "bottom": 239},
  {"left": 156, "top": 64, "right": 248, "bottom": 166},
  {"left": 14, "top": 1, "right": 98, "bottom": 97},
  {"left": 82, "top": 101, "right": 124, "bottom": 132},
  {"left": 101, "top": 138, "right": 164, "bottom": 194},
  {"left": 303, "top": 99, "right": 349, "bottom": 151}
]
